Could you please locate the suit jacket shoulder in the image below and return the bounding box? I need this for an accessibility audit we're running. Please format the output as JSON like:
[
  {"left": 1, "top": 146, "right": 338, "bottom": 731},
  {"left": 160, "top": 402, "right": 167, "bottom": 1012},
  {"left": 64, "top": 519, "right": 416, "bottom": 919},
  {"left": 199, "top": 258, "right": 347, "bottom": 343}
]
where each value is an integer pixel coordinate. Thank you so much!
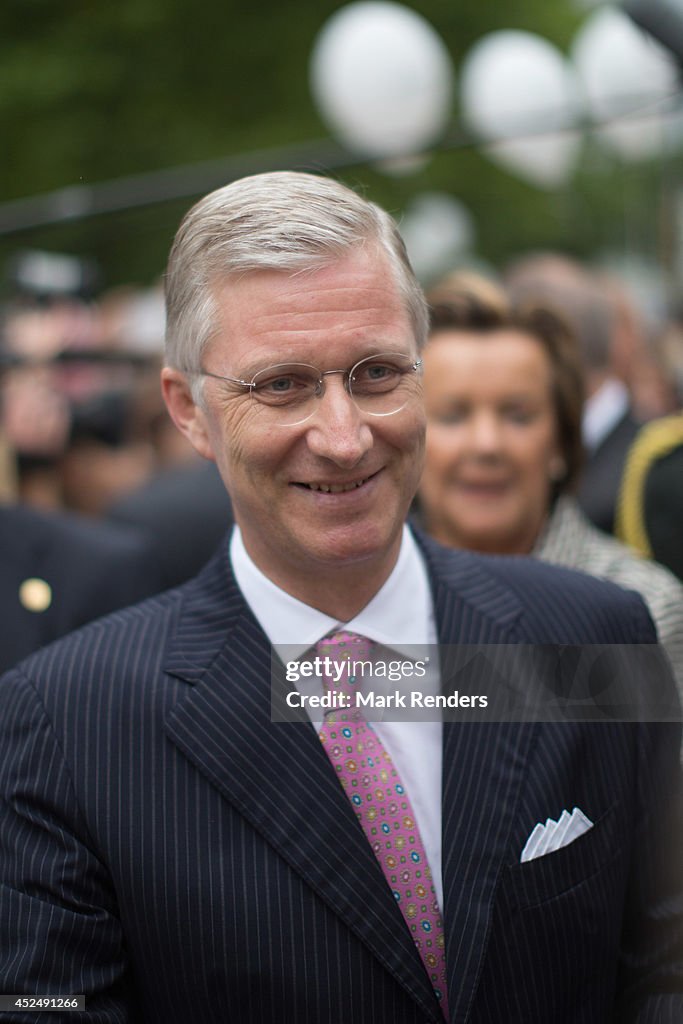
[
  {"left": 415, "top": 529, "right": 658, "bottom": 646},
  {"left": 0, "top": 504, "right": 167, "bottom": 673}
]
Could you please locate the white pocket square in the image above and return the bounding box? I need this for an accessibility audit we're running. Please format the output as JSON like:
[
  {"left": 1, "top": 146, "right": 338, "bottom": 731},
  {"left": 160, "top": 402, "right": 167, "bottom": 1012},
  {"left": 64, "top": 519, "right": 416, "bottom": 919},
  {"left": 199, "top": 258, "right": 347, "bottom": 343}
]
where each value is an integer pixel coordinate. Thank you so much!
[{"left": 520, "top": 807, "right": 593, "bottom": 863}]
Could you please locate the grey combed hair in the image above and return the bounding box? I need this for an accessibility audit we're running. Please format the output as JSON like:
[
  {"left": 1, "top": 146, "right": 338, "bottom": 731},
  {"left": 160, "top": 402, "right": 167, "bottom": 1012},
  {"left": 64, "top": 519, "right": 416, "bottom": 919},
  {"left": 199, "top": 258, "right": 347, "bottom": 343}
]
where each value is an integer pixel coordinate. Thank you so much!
[{"left": 164, "top": 171, "right": 428, "bottom": 386}]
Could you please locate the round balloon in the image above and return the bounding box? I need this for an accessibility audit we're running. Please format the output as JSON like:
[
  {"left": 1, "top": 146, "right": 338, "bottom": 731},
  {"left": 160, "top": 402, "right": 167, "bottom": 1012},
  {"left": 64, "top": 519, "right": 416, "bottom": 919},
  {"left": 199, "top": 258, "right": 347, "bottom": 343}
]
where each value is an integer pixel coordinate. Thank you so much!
[
  {"left": 399, "top": 192, "right": 475, "bottom": 282},
  {"left": 460, "top": 30, "right": 581, "bottom": 189},
  {"left": 571, "top": 6, "right": 683, "bottom": 160},
  {"left": 310, "top": 1, "right": 454, "bottom": 159}
]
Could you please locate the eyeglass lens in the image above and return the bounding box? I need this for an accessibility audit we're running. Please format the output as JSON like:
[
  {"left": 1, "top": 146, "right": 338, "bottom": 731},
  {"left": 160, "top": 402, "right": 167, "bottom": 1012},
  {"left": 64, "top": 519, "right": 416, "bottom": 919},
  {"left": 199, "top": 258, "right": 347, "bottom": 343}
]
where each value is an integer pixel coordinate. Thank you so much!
[{"left": 250, "top": 352, "right": 421, "bottom": 425}]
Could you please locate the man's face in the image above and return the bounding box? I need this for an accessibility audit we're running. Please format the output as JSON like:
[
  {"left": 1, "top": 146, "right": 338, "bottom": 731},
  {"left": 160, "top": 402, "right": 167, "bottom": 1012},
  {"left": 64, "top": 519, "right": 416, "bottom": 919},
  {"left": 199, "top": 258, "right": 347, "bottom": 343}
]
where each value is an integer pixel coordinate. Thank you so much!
[{"left": 168, "top": 246, "right": 425, "bottom": 591}]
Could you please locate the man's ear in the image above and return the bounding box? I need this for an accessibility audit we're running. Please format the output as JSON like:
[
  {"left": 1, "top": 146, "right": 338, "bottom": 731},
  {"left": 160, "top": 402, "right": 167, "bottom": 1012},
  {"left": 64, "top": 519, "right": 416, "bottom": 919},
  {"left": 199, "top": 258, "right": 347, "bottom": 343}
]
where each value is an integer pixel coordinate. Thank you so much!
[{"left": 161, "top": 367, "right": 215, "bottom": 461}]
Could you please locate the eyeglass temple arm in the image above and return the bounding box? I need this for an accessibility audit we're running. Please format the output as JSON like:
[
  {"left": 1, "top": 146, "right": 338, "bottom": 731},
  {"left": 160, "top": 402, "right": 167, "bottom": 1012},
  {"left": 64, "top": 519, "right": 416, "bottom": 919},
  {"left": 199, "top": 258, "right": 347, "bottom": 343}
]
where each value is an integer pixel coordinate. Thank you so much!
[{"left": 198, "top": 369, "right": 255, "bottom": 390}]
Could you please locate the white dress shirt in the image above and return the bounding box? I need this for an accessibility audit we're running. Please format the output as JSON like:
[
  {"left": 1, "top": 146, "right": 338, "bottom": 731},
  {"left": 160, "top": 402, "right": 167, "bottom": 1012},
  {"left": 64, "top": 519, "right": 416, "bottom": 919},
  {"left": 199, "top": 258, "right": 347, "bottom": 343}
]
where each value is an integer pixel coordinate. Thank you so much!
[
  {"left": 230, "top": 524, "right": 444, "bottom": 909},
  {"left": 582, "top": 377, "right": 630, "bottom": 452}
]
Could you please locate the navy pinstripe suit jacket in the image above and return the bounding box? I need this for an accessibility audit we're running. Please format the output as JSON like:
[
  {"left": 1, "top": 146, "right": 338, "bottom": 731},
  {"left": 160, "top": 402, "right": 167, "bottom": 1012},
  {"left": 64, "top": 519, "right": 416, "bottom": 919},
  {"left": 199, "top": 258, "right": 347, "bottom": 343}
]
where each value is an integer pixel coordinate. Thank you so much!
[{"left": 1, "top": 531, "right": 682, "bottom": 1023}]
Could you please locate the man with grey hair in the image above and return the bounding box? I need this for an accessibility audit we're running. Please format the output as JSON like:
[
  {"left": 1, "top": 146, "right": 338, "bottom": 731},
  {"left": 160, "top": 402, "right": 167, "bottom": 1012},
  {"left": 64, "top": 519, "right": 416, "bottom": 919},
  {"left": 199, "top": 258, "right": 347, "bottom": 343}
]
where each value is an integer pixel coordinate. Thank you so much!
[{"left": 1, "top": 172, "right": 682, "bottom": 1023}]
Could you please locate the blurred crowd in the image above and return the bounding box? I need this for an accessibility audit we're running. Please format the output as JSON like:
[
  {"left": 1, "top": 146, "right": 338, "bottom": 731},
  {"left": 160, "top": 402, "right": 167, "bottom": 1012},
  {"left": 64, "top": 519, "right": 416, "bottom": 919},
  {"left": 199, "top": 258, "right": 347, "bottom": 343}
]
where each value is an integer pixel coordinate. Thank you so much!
[
  {"left": 2, "top": 247, "right": 682, "bottom": 519},
  {"left": 0, "top": 250, "right": 190, "bottom": 516},
  {"left": 1, "top": 242, "right": 683, "bottom": 674}
]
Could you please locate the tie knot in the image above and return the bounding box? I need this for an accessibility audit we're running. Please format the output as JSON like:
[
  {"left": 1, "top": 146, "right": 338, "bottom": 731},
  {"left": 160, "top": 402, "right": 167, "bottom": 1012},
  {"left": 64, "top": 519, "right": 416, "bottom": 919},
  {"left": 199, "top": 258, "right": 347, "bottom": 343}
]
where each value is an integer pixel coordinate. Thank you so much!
[{"left": 315, "top": 632, "right": 373, "bottom": 698}]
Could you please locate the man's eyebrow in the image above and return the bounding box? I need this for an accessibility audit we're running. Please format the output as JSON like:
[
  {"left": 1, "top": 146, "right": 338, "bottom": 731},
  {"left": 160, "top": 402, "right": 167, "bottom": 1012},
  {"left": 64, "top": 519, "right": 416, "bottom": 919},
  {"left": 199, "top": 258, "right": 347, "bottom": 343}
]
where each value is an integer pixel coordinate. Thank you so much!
[{"left": 232, "top": 343, "right": 415, "bottom": 376}]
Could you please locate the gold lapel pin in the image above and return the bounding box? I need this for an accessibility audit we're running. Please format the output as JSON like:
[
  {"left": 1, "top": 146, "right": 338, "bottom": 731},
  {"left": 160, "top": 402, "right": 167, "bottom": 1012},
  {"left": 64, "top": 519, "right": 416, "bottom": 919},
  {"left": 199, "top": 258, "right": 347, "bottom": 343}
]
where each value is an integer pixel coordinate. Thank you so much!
[{"left": 19, "top": 577, "right": 53, "bottom": 613}]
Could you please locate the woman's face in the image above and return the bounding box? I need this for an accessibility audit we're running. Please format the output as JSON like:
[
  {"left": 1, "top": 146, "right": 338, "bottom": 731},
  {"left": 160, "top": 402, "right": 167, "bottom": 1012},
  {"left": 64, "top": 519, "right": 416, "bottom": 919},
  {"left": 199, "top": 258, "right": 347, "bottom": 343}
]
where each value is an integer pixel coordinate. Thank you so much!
[{"left": 419, "top": 328, "right": 562, "bottom": 554}]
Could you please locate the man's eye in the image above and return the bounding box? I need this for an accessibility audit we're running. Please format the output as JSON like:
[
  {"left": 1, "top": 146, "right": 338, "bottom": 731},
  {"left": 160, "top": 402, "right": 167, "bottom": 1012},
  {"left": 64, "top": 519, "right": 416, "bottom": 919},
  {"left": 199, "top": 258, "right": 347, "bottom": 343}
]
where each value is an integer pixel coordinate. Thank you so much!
[
  {"left": 254, "top": 372, "right": 313, "bottom": 404},
  {"left": 353, "top": 362, "right": 400, "bottom": 391},
  {"left": 266, "top": 377, "right": 295, "bottom": 392}
]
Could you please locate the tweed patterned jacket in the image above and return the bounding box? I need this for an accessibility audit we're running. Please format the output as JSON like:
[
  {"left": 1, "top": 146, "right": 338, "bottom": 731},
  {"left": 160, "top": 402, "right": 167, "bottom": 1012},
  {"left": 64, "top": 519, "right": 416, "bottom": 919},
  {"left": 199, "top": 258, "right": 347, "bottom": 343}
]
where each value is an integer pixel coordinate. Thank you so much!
[{"left": 535, "top": 495, "right": 683, "bottom": 694}]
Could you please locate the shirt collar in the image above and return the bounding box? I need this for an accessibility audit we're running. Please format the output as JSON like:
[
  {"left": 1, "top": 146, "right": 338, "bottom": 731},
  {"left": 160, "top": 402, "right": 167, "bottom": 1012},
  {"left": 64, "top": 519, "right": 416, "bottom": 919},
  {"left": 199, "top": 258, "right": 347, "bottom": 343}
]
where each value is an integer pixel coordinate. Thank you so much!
[
  {"left": 229, "top": 523, "right": 436, "bottom": 659},
  {"left": 582, "top": 377, "right": 630, "bottom": 452}
]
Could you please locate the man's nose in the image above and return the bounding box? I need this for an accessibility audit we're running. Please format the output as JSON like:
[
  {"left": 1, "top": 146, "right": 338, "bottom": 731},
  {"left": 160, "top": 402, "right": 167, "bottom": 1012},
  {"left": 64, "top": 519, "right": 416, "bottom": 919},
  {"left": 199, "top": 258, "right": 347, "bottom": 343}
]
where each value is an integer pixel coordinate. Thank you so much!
[{"left": 304, "top": 375, "right": 373, "bottom": 466}]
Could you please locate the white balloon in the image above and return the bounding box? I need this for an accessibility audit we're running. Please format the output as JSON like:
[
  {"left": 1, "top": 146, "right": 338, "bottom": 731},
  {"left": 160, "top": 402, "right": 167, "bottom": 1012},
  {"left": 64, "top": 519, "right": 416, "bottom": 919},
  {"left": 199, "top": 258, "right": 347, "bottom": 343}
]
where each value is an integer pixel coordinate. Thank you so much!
[
  {"left": 399, "top": 193, "right": 475, "bottom": 282},
  {"left": 460, "top": 31, "right": 581, "bottom": 189},
  {"left": 572, "top": 6, "right": 683, "bottom": 159},
  {"left": 310, "top": 2, "right": 454, "bottom": 159}
]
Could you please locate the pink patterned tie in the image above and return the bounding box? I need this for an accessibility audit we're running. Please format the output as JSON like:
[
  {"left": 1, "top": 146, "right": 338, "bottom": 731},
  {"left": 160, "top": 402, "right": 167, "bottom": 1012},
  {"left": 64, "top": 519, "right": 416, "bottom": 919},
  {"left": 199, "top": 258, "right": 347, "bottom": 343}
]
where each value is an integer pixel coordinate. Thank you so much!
[{"left": 316, "top": 632, "right": 449, "bottom": 1020}]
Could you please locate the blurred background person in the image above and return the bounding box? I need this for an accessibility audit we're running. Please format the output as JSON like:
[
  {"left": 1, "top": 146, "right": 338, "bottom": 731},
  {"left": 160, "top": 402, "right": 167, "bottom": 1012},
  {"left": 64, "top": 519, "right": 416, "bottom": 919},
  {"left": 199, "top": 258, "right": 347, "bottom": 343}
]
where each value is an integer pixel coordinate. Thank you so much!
[
  {"left": 618, "top": 411, "right": 683, "bottom": 584},
  {"left": 416, "top": 278, "right": 683, "bottom": 686},
  {"left": 603, "top": 275, "right": 681, "bottom": 422},
  {"left": 0, "top": 498, "right": 166, "bottom": 674},
  {"left": 0, "top": 262, "right": 171, "bottom": 671},
  {"left": 99, "top": 282, "right": 234, "bottom": 586},
  {"left": 0, "top": 400, "right": 166, "bottom": 674},
  {"left": 106, "top": 457, "right": 233, "bottom": 587},
  {"left": 505, "top": 253, "right": 643, "bottom": 536},
  {"left": 615, "top": 313, "right": 683, "bottom": 583},
  {"left": 0, "top": 252, "right": 160, "bottom": 515},
  {"left": 0, "top": 260, "right": 234, "bottom": 588},
  {"left": 0, "top": 301, "right": 74, "bottom": 510}
]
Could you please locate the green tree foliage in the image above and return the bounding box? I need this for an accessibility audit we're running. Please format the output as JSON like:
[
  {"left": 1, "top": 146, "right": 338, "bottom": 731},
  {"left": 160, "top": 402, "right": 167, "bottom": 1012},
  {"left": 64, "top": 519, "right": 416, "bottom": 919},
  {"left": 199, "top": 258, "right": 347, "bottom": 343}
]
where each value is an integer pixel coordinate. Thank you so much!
[{"left": 0, "top": 0, "right": 670, "bottom": 287}]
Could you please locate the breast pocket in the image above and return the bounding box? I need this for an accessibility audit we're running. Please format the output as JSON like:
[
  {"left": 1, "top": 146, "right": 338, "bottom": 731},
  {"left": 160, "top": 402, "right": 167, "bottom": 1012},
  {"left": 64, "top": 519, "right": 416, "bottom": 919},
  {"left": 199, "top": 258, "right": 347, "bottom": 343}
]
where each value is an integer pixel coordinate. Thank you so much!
[{"left": 505, "top": 805, "right": 623, "bottom": 910}]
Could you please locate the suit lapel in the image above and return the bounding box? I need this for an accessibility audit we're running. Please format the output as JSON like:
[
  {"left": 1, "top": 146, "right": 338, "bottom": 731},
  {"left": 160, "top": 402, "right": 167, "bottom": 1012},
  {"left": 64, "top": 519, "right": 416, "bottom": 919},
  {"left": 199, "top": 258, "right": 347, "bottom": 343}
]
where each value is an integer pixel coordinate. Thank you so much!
[
  {"left": 164, "top": 535, "right": 540, "bottom": 1023},
  {"left": 163, "top": 544, "right": 444, "bottom": 1022},
  {"left": 419, "top": 535, "right": 539, "bottom": 1023}
]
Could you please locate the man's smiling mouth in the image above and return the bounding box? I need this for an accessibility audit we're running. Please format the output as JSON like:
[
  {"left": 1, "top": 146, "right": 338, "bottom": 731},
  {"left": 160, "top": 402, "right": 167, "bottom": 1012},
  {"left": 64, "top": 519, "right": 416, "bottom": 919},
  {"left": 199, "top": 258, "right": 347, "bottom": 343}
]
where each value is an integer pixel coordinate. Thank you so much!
[{"left": 296, "top": 472, "right": 377, "bottom": 494}]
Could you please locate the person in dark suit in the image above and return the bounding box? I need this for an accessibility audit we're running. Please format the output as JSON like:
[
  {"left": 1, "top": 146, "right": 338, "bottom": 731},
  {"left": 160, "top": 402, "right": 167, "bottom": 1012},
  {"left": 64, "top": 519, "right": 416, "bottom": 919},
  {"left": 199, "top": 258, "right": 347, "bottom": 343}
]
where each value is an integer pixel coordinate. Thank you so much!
[
  {"left": 618, "top": 413, "right": 683, "bottom": 583},
  {"left": 578, "top": 401, "right": 641, "bottom": 532},
  {"left": 506, "top": 252, "right": 643, "bottom": 534},
  {"left": 0, "top": 502, "right": 166, "bottom": 674},
  {"left": 1, "top": 172, "right": 682, "bottom": 1023},
  {"left": 106, "top": 457, "right": 233, "bottom": 586}
]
